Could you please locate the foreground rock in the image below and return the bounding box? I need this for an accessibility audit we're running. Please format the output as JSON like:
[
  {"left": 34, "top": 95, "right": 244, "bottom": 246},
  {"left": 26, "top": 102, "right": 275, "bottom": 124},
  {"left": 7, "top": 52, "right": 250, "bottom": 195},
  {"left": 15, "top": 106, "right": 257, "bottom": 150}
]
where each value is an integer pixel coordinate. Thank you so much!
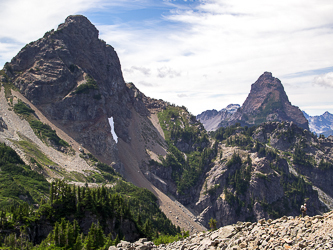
[{"left": 111, "top": 210, "right": 333, "bottom": 249}]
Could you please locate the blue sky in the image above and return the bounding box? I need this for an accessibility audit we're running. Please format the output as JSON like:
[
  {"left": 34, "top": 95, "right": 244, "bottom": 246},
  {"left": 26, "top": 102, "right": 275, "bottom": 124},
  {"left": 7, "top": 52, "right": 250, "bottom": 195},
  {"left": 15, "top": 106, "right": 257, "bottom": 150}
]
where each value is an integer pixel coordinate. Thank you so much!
[{"left": 1, "top": 0, "right": 333, "bottom": 116}]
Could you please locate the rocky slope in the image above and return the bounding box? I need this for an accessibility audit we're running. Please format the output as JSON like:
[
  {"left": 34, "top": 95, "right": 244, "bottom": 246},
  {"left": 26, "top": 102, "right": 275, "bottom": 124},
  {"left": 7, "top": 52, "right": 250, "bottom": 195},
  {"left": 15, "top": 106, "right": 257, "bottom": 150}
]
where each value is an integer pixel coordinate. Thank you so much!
[
  {"left": 199, "top": 72, "right": 309, "bottom": 131},
  {"left": 303, "top": 111, "right": 333, "bottom": 137},
  {"left": 110, "top": 210, "right": 333, "bottom": 249}
]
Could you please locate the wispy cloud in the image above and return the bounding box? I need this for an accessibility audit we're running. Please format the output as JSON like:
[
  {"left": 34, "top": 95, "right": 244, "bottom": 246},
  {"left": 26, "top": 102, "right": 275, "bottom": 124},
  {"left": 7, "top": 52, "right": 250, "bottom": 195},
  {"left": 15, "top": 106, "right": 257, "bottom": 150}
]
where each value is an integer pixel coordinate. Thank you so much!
[
  {"left": 283, "top": 67, "right": 333, "bottom": 79},
  {"left": 124, "top": 66, "right": 151, "bottom": 76},
  {"left": 138, "top": 80, "right": 154, "bottom": 87},
  {"left": 177, "top": 93, "right": 188, "bottom": 98},
  {"left": 313, "top": 72, "right": 333, "bottom": 88},
  {"left": 157, "top": 67, "right": 181, "bottom": 78}
]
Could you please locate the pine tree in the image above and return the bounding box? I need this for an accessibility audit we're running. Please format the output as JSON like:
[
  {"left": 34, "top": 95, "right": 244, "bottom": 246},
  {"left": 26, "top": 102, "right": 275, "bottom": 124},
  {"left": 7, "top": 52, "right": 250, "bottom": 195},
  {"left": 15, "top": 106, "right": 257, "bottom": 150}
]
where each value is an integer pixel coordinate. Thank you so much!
[
  {"left": 143, "top": 219, "right": 153, "bottom": 239},
  {"left": 53, "top": 221, "right": 59, "bottom": 246},
  {"left": 104, "top": 233, "right": 114, "bottom": 249},
  {"left": 209, "top": 218, "right": 217, "bottom": 231},
  {"left": 73, "top": 234, "right": 83, "bottom": 250},
  {"left": 84, "top": 233, "right": 93, "bottom": 250},
  {"left": 50, "top": 182, "right": 54, "bottom": 204},
  {"left": 114, "top": 234, "right": 120, "bottom": 246},
  {"left": 94, "top": 221, "right": 105, "bottom": 249}
]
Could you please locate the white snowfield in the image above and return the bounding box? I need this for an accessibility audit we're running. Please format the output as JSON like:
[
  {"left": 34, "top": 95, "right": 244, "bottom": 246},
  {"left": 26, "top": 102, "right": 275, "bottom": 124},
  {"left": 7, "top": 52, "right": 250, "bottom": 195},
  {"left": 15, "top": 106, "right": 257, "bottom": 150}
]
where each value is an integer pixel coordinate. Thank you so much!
[{"left": 108, "top": 117, "right": 118, "bottom": 143}]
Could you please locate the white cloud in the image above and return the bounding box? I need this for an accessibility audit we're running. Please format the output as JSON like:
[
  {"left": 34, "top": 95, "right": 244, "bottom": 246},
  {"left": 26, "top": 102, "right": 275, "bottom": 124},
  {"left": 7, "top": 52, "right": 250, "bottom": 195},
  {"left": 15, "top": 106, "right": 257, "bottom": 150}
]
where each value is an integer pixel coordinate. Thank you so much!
[
  {"left": 313, "top": 72, "right": 333, "bottom": 88},
  {"left": 177, "top": 93, "right": 188, "bottom": 98},
  {"left": 124, "top": 66, "right": 151, "bottom": 76},
  {"left": 0, "top": 0, "right": 101, "bottom": 43},
  {"left": 139, "top": 81, "right": 154, "bottom": 87},
  {"left": 157, "top": 67, "right": 181, "bottom": 78}
]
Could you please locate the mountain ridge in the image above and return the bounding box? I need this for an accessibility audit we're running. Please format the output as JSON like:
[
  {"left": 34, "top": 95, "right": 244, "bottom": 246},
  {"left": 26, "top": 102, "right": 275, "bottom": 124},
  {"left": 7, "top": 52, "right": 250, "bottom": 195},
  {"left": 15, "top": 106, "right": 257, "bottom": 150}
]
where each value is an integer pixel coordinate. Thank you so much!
[{"left": 303, "top": 111, "right": 333, "bottom": 137}]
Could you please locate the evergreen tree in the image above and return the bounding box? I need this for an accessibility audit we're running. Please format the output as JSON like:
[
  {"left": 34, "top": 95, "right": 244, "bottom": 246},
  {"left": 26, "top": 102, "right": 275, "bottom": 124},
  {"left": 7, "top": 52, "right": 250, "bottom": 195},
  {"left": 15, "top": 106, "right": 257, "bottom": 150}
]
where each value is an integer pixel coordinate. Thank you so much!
[
  {"left": 73, "top": 234, "right": 83, "bottom": 250},
  {"left": 209, "top": 218, "right": 217, "bottom": 231}
]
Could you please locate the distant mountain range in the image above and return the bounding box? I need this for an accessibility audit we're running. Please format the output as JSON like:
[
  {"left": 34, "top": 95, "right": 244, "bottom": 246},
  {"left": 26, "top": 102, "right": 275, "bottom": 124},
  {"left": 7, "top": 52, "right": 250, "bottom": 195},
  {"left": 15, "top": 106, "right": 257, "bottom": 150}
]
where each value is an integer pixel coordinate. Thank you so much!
[
  {"left": 196, "top": 104, "right": 240, "bottom": 131},
  {"left": 199, "top": 105, "right": 333, "bottom": 137},
  {"left": 303, "top": 111, "right": 333, "bottom": 137}
]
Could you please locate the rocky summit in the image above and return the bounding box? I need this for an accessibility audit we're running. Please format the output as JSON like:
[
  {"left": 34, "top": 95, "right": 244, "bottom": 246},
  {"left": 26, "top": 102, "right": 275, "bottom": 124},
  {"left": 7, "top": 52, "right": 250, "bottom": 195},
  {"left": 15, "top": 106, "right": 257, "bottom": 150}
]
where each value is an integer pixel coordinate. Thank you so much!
[
  {"left": 201, "top": 72, "right": 309, "bottom": 131},
  {"left": 109, "top": 210, "right": 333, "bottom": 250},
  {"left": 4, "top": 15, "right": 133, "bottom": 165}
]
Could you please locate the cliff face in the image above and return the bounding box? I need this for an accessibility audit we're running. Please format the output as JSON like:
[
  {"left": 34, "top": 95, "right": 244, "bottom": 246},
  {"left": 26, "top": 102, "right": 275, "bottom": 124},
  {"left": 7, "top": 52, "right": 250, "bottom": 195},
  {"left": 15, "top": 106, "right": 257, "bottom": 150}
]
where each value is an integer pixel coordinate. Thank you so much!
[
  {"left": 149, "top": 108, "right": 332, "bottom": 229},
  {"left": 5, "top": 15, "right": 133, "bottom": 164}
]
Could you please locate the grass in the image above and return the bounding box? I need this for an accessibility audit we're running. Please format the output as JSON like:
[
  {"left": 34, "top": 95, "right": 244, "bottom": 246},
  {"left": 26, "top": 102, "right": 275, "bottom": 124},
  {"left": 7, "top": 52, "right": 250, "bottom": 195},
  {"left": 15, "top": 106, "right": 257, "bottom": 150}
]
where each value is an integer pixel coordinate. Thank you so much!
[
  {"left": 70, "top": 171, "right": 87, "bottom": 182},
  {"left": 0, "top": 70, "right": 19, "bottom": 100}
]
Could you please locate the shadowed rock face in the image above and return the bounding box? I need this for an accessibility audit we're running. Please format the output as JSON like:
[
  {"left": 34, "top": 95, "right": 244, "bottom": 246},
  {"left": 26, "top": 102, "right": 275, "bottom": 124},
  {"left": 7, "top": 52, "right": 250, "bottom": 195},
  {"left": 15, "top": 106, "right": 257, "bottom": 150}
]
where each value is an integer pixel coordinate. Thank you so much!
[{"left": 6, "top": 15, "right": 136, "bottom": 162}]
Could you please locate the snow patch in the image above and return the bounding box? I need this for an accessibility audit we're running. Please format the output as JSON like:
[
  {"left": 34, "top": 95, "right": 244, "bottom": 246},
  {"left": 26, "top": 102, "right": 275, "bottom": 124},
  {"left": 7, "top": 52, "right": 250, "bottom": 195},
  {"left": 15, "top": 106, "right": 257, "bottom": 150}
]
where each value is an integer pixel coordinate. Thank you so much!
[{"left": 108, "top": 117, "right": 118, "bottom": 143}]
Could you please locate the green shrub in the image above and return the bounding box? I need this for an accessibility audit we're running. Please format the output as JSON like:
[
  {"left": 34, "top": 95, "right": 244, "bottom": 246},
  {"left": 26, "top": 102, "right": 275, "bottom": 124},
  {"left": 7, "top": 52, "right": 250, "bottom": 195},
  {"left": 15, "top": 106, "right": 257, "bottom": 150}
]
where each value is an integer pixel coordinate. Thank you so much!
[
  {"left": 73, "top": 76, "right": 98, "bottom": 94},
  {"left": 29, "top": 120, "right": 69, "bottom": 147},
  {"left": 153, "top": 231, "right": 189, "bottom": 246},
  {"left": 14, "top": 100, "right": 35, "bottom": 115}
]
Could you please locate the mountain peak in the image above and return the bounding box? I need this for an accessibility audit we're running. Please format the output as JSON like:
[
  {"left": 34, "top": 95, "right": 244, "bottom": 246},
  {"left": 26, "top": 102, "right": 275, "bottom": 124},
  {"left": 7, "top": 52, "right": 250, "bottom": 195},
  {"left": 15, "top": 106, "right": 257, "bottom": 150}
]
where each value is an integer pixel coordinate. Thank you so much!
[
  {"left": 199, "top": 72, "right": 309, "bottom": 131},
  {"left": 57, "top": 15, "right": 99, "bottom": 40},
  {"left": 5, "top": 15, "right": 129, "bottom": 163},
  {"left": 239, "top": 72, "right": 308, "bottom": 129},
  {"left": 260, "top": 71, "right": 273, "bottom": 78},
  {"left": 240, "top": 72, "right": 288, "bottom": 115}
]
